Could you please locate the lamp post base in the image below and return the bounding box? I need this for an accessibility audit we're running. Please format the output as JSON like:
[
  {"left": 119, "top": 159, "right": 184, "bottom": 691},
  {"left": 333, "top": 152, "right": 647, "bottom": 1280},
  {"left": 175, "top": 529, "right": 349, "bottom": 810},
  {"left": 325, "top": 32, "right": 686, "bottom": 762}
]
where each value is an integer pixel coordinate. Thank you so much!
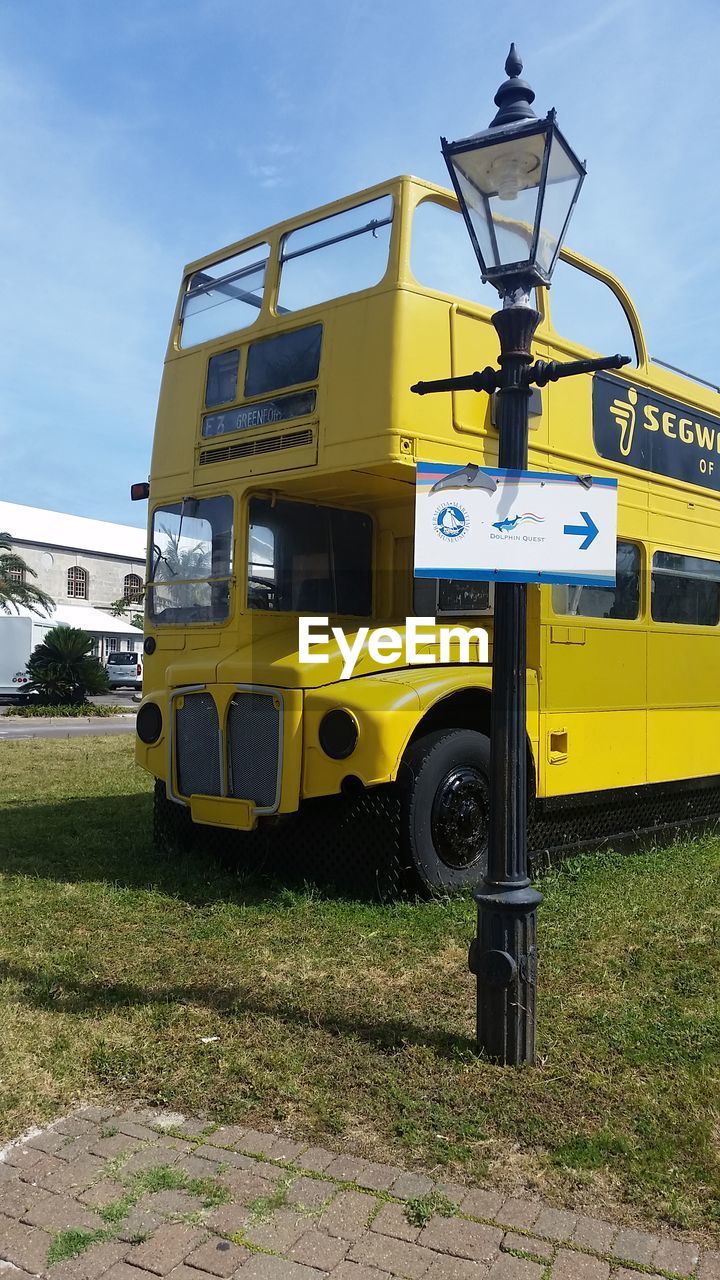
[{"left": 469, "top": 883, "right": 543, "bottom": 1066}]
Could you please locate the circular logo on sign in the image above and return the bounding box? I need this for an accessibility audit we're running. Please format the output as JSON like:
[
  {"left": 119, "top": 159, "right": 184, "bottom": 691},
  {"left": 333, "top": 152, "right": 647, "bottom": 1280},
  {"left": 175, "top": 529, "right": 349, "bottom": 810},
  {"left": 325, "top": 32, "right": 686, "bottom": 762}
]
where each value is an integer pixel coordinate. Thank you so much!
[{"left": 434, "top": 504, "right": 467, "bottom": 540}]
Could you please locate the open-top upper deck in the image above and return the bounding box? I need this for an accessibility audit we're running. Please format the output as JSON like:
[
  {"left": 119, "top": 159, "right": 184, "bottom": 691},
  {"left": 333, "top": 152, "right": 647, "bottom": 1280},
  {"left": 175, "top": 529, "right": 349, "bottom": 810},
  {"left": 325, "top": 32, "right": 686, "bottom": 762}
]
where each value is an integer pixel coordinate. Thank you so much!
[{"left": 151, "top": 174, "right": 720, "bottom": 517}]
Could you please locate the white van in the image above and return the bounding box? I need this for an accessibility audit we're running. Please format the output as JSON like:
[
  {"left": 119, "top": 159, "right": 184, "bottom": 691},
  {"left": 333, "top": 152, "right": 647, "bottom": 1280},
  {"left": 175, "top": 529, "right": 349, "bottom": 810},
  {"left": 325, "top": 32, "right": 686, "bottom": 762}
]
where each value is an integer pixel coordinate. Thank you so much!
[{"left": 106, "top": 651, "right": 143, "bottom": 690}]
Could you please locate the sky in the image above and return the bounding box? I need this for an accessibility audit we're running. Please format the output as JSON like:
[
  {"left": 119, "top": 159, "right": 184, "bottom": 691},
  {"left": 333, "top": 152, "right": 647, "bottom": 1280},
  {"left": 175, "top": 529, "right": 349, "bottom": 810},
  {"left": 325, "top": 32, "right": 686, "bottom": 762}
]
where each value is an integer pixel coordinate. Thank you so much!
[{"left": 1, "top": 0, "right": 718, "bottom": 527}]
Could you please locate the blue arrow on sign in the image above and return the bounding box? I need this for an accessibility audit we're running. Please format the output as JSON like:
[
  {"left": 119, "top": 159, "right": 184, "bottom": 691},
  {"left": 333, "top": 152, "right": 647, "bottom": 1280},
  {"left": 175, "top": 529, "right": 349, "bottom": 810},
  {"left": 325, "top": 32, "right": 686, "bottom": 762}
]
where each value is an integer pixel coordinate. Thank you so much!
[{"left": 563, "top": 510, "right": 598, "bottom": 550}]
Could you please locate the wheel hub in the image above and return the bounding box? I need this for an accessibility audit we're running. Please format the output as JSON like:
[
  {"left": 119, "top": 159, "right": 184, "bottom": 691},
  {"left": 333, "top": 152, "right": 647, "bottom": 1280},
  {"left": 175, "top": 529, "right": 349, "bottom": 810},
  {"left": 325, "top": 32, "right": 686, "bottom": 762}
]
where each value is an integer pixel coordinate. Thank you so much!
[{"left": 431, "top": 766, "right": 489, "bottom": 869}]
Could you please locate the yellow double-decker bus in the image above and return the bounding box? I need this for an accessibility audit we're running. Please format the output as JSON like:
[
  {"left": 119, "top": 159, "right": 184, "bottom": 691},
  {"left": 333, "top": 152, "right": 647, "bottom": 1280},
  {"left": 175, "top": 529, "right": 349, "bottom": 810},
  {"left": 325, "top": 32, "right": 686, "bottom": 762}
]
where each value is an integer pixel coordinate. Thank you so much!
[{"left": 135, "top": 173, "right": 720, "bottom": 894}]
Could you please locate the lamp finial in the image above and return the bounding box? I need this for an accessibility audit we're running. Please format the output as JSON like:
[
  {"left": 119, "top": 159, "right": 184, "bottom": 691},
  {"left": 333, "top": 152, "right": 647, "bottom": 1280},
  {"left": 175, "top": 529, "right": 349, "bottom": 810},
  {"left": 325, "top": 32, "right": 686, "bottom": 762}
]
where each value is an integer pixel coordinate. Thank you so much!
[
  {"left": 505, "top": 43, "right": 523, "bottom": 78},
  {"left": 490, "top": 44, "right": 537, "bottom": 128}
]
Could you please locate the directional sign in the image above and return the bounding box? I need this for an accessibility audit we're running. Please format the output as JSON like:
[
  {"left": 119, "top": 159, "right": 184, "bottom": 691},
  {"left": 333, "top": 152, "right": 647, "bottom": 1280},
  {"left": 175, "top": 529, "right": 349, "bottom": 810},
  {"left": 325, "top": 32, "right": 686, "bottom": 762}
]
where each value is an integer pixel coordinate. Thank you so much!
[{"left": 414, "top": 462, "right": 618, "bottom": 586}]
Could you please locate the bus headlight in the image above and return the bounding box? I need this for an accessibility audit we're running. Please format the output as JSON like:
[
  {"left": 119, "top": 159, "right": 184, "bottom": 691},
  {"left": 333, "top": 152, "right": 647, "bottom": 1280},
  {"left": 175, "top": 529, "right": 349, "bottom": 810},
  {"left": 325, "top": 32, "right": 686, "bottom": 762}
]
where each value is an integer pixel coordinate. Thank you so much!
[
  {"left": 319, "top": 709, "right": 359, "bottom": 760},
  {"left": 137, "top": 702, "right": 163, "bottom": 744}
]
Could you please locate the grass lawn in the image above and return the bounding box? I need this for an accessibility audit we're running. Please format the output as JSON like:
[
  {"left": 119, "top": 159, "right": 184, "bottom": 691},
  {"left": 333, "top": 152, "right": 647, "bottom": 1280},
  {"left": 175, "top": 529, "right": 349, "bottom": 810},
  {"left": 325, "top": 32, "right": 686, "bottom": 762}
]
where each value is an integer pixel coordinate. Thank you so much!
[{"left": 0, "top": 736, "right": 718, "bottom": 1237}]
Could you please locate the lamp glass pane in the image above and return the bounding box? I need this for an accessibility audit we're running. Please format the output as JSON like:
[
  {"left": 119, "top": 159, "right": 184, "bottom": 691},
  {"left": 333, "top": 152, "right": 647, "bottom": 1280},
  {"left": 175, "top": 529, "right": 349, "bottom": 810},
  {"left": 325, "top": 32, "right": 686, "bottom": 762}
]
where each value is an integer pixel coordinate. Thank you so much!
[
  {"left": 451, "top": 129, "right": 546, "bottom": 271},
  {"left": 486, "top": 184, "right": 539, "bottom": 267},
  {"left": 453, "top": 167, "right": 498, "bottom": 269},
  {"left": 536, "top": 130, "right": 583, "bottom": 275}
]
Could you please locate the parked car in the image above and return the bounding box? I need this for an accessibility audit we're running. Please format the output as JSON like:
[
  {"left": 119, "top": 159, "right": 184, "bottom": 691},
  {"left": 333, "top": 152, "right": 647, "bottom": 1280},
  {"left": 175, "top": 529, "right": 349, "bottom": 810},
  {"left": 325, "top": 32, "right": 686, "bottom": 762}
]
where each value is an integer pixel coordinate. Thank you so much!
[{"left": 106, "top": 651, "right": 143, "bottom": 690}]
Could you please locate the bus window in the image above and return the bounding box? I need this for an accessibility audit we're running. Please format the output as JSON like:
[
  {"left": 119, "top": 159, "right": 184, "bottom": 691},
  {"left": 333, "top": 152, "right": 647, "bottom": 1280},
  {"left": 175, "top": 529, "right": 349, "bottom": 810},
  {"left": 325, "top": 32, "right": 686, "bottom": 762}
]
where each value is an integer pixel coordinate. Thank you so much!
[
  {"left": 552, "top": 541, "right": 641, "bottom": 620},
  {"left": 245, "top": 324, "right": 322, "bottom": 398},
  {"left": 181, "top": 245, "right": 269, "bottom": 348},
  {"left": 411, "top": 199, "right": 500, "bottom": 310},
  {"left": 414, "top": 576, "right": 492, "bottom": 615},
  {"left": 148, "top": 495, "right": 233, "bottom": 624},
  {"left": 547, "top": 259, "right": 638, "bottom": 364},
  {"left": 248, "top": 519, "right": 275, "bottom": 611},
  {"left": 247, "top": 498, "right": 372, "bottom": 615},
  {"left": 277, "top": 196, "right": 393, "bottom": 313},
  {"left": 651, "top": 551, "right": 720, "bottom": 626},
  {"left": 205, "top": 349, "right": 240, "bottom": 408}
]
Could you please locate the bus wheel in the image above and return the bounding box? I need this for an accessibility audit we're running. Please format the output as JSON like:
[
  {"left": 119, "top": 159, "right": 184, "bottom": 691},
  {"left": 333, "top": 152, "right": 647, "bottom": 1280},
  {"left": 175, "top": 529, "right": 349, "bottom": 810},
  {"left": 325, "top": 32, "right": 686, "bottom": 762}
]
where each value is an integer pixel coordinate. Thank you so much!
[
  {"left": 152, "top": 779, "right": 194, "bottom": 853},
  {"left": 400, "top": 729, "right": 490, "bottom": 894}
]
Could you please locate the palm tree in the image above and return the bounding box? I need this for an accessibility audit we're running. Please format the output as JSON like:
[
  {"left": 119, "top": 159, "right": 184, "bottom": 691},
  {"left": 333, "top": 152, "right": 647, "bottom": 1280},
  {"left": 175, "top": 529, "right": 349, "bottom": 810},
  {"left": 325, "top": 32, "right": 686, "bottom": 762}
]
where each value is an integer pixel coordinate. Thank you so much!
[
  {"left": 0, "top": 532, "right": 54, "bottom": 616},
  {"left": 25, "top": 625, "right": 110, "bottom": 705}
]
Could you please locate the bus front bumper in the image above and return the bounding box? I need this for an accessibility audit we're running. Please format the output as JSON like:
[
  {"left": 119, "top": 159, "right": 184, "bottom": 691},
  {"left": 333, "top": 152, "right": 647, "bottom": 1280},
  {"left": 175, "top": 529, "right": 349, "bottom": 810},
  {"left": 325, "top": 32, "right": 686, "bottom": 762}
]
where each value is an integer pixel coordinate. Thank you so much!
[{"left": 189, "top": 795, "right": 254, "bottom": 829}]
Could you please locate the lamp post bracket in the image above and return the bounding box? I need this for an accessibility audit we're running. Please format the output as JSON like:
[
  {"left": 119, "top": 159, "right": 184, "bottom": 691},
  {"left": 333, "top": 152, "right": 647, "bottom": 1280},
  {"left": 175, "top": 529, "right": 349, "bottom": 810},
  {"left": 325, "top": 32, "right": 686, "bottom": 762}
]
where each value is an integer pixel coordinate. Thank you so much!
[{"left": 530, "top": 354, "right": 631, "bottom": 387}]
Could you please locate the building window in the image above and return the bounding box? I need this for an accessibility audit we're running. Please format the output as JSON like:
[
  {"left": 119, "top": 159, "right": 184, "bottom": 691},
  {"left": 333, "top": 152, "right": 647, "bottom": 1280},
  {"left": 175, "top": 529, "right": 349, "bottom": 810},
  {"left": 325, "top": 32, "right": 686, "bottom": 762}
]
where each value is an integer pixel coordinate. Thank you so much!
[
  {"left": 123, "top": 573, "right": 143, "bottom": 603},
  {"left": 8, "top": 564, "right": 25, "bottom": 585},
  {"left": 67, "top": 566, "right": 88, "bottom": 599}
]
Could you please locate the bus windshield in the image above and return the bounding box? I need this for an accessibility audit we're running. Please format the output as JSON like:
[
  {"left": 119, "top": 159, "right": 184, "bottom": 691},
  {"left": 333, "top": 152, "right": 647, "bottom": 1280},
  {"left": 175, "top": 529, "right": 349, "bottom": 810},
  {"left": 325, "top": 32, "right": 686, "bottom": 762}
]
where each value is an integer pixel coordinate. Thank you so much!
[
  {"left": 148, "top": 495, "right": 233, "bottom": 624},
  {"left": 248, "top": 497, "right": 372, "bottom": 615}
]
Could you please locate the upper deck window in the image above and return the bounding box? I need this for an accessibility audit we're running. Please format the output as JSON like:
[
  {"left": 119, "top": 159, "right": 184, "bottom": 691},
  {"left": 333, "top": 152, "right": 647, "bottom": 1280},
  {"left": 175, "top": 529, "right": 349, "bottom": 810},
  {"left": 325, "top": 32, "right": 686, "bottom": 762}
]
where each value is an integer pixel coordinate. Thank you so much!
[
  {"left": 411, "top": 200, "right": 501, "bottom": 310},
  {"left": 245, "top": 324, "right": 322, "bottom": 397},
  {"left": 206, "top": 349, "right": 240, "bottom": 407},
  {"left": 546, "top": 259, "right": 638, "bottom": 365},
  {"left": 180, "top": 244, "right": 269, "bottom": 348},
  {"left": 277, "top": 196, "right": 393, "bottom": 313}
]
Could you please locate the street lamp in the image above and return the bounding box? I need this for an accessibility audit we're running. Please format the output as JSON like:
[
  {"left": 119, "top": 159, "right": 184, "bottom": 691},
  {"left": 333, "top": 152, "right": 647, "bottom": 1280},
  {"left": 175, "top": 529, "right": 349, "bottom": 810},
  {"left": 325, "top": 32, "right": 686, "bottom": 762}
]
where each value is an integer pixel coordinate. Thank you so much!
[
  {"left": 412, "top": 45, "right": 629, "bottom": 1065},
  {"left": 441, "top": 44, "right": 585, "bottom": 300}
]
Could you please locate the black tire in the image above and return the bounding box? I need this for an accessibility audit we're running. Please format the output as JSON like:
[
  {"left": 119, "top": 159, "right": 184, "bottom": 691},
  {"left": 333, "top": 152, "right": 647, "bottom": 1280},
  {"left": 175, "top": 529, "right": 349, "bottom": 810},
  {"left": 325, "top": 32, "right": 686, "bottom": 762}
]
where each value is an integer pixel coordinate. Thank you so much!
[
  {"left": 152, "top": 779, "right": 195, "bottom": 853},
  {"left": 399, "top": 729, "right": 491, "bottom": 894}
]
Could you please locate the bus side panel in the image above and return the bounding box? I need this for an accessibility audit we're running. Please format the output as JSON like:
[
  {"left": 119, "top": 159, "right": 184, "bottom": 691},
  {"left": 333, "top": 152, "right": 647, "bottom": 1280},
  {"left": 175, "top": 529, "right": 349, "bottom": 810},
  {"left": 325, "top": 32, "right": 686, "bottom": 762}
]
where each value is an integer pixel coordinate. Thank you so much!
[
  {"left": 647, "top": 631, "right": 720, "bottom": 782},
  {"left": 539, "top": 622, "right": 647, "bottom": 796}
]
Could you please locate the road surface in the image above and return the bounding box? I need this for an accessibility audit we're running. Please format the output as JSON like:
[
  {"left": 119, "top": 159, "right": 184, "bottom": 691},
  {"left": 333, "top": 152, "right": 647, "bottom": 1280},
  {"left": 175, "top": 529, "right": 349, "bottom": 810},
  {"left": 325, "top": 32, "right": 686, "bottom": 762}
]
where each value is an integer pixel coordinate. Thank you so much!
[{"left": 0, "top": 714, "right": 135, "bottom": 740}]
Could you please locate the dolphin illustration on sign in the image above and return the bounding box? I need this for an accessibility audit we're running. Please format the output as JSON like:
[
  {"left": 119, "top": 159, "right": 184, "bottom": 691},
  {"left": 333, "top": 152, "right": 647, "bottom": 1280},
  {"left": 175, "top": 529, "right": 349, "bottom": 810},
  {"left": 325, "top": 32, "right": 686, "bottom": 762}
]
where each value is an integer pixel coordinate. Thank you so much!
[
  {"left": 492, "top": 512, "right": 545, "bottom": 532},
  {"left": 429, "top": 463, "right": 498, "bottom": 495}
]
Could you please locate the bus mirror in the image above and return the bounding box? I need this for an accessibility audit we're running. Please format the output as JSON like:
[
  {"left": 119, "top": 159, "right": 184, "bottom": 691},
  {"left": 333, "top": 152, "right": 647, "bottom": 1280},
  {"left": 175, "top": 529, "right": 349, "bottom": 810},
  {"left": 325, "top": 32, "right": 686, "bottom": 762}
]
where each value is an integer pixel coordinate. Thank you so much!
[{"left": 131, "top": 482, "right": 150, "bottom": 501}]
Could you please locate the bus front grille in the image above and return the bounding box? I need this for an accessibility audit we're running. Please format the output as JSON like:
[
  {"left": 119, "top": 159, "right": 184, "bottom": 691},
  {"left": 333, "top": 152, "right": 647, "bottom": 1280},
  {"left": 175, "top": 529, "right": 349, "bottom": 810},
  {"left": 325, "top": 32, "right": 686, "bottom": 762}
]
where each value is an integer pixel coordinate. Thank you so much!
[
  {"left": 227, "top": 691, "right": 281, "bottom": 810},
  {"left": 175, "top": 693, "right": 221, "bottom": 798}
]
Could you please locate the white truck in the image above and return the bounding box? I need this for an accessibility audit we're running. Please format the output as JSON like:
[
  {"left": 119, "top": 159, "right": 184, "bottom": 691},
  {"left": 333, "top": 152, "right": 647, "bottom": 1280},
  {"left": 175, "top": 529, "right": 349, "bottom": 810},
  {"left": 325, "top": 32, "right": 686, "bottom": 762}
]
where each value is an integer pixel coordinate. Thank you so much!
[{"left": 0, "top": 614, "right": 53, "bottom": 699}]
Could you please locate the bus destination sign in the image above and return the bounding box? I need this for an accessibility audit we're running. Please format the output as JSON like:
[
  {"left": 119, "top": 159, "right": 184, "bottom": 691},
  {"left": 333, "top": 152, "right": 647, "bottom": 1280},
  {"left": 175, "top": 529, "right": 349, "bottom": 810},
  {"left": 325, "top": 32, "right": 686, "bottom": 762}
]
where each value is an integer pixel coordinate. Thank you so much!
[
  {"left": 593, "top": 371, "right": 720, "bottom": 491},
  {"left": 202, "top": 390, "right": 316, "bottom": 439}
]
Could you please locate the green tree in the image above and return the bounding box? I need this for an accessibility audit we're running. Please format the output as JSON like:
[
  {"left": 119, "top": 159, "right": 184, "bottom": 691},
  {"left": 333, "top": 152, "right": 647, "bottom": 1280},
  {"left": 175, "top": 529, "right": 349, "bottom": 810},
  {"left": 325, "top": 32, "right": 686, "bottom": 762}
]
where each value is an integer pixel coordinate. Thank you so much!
[
  {"left": 0, "top": 532, "right": 54, "bottom": 616},
  {"left": 109, "top": 597, "right": 144, "bottom": 629},
  {"left": 25, "top": 625, "right": 111, "bottom": 706}
]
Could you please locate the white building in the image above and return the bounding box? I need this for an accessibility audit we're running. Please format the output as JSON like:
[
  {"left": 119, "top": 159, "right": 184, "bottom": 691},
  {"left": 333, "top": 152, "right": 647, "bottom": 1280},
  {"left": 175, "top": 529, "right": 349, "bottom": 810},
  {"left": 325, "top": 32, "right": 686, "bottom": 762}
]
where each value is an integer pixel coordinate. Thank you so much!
[{"left": 0, "top": 500, "right": 147, "bottom": 662}]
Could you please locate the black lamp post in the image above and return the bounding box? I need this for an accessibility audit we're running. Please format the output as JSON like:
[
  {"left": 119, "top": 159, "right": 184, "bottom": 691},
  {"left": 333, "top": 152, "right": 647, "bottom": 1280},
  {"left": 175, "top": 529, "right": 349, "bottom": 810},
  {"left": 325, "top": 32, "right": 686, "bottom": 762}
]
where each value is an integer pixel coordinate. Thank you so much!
[{"left": 412, "top": 46, "right": 629, "bottom": 1065}]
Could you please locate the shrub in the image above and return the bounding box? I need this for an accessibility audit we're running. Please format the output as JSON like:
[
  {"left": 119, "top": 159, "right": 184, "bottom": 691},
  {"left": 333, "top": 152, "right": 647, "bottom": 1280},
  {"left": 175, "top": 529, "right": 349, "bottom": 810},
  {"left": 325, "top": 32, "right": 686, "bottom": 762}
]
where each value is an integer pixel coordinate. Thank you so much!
[{"left": 25, "top": 625, "right": 111, "bottom": 705}]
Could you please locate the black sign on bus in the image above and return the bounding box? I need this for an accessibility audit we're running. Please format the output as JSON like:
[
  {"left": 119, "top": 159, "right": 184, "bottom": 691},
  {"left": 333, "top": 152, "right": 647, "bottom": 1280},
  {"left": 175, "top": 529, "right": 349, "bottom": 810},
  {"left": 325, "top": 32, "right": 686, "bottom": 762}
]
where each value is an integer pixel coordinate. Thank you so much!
[{"left": 593, "top": 371, "right": 720, "bottom": 491}]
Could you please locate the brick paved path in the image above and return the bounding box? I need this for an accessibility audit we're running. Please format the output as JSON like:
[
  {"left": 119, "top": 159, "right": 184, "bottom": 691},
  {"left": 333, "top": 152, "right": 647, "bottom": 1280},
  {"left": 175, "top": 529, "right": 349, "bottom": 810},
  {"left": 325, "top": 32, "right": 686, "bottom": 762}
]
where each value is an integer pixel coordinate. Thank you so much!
[{"left": 0, "top": 1106, "right": 715, "bottom": 1280}]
